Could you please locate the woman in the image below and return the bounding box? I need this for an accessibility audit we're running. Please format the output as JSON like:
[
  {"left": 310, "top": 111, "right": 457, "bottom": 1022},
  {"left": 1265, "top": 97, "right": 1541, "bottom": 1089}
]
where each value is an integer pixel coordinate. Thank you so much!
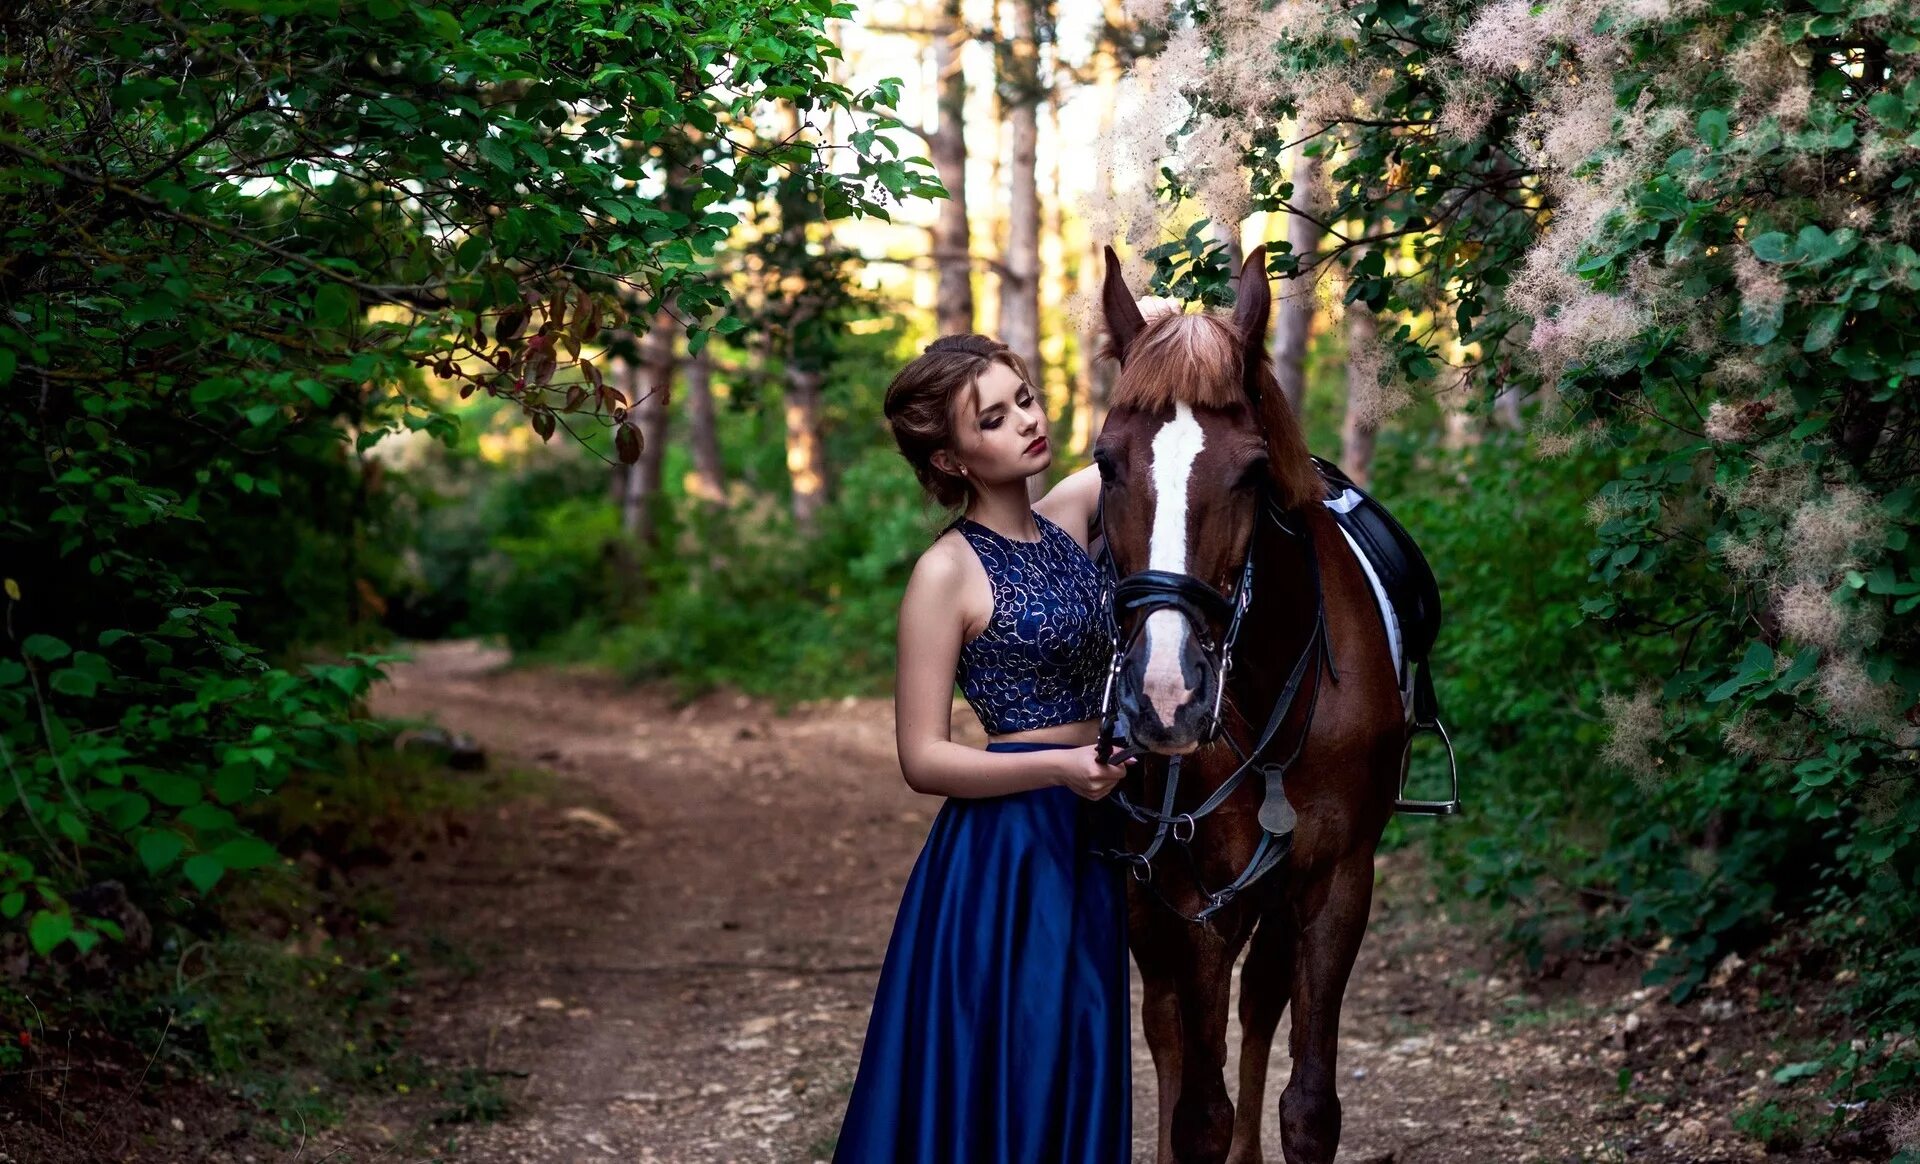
[{"left": 832, "top": 335, "right": 1136, "bottom": 1163}]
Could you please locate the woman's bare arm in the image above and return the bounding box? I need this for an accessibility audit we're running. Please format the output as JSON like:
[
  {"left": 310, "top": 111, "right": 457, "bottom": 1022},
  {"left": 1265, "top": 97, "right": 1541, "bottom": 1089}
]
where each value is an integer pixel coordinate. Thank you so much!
[
  {"left": 1033, "top": 463, "right": 1102, "bottom": 552},
  {"left": 892, "top": 539, "right": 1069, "bottom": 798}
]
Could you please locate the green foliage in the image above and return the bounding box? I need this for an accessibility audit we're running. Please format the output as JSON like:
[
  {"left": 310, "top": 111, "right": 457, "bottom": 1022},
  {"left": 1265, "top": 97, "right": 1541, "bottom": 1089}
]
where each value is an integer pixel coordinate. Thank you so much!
[
  {"left": 0, "top": 0, "right": 926, "bottom": 956},
  {"left": 406, "top": 314, "right": 939, "bottom": 699},
  {"left": 1, "top": 744, "right": 537, "bottom": 1139},
  {"left": 0, "top": 648, "right": 390, "bottom": 955},
  {"left": 1732, "top": 1099, "right": 1808, "bottom": 1152},
  {"left": 590, "top": 442, "right": 936, "bottom": 698}
]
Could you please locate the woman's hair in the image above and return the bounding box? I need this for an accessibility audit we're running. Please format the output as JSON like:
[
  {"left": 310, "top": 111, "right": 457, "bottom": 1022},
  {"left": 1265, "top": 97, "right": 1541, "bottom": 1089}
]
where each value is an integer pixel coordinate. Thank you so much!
[{"left": 884, "top": 334, "right": 1036, "bottom": 509}]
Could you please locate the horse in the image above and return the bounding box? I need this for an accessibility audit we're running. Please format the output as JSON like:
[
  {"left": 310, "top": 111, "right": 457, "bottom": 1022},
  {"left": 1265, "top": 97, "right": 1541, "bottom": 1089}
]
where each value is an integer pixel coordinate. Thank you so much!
[{"left": 1091, "top": 245, "right": 1409, "bottom": 1164}]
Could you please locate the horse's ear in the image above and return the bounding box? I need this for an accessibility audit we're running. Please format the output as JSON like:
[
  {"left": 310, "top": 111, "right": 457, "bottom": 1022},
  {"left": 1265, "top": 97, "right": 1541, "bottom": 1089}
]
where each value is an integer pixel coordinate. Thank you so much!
[
  {"left": 1232, "top": 246, "right": 1271, "bottom": 401},
  {"left": 1101, "top": 245, "right": 1146, "bottom": 366},
  {"left": 1232, "top": 245, "right": 1271, "bottom": 349}
]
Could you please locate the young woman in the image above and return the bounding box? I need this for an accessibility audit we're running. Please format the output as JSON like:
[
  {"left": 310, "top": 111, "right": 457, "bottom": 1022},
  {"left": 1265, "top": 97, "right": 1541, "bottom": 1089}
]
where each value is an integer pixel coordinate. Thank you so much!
[{"left": 832, "top": 334, "right": 1135, "bottom": 1162}]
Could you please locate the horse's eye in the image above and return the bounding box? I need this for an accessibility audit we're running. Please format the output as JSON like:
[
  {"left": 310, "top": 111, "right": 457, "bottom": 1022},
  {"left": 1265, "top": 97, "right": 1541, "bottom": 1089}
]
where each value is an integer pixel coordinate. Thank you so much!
[
  {"left": 1235, "top": 458, "right": 1268, "bottom": 490},
  {"left": 1093, "top": 451, "right": 1117, "bottom": 482}
]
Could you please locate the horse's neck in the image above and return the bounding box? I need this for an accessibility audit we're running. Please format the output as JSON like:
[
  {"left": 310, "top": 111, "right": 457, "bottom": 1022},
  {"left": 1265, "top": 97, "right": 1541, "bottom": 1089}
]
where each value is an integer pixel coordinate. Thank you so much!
[{"left": 1236, "top": 507, "right": 1325, "bottom": 707}]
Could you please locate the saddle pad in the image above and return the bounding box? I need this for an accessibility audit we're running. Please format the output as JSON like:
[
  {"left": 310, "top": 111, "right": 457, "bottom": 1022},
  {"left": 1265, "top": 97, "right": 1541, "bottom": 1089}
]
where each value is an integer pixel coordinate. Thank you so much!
[{"left": 1327, "top": 515, "right": 1415, "bottom": 719}]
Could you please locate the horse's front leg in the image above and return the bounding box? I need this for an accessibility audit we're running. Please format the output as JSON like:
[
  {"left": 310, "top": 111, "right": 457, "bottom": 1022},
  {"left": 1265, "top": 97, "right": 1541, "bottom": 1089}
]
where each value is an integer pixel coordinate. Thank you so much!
[
  {"left": 1276, "top": 849, "right": 1376, "bottom": 1164},
  {"left": 1129, "top": 882, "right": 1186, "bottom": 1164},
  {"left": 1226, "top": 897, "right": 1294, "bottom": 1164},
  {"left": 1164, "top": 907, "right": 1250, "bottom": 1164}
]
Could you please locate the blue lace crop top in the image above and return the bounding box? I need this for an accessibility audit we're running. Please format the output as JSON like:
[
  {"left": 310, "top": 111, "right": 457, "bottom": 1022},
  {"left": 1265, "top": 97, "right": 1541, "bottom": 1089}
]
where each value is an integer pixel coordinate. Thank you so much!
[{"left": 946, "top": 509, "right": 1117, "bottom": 735}]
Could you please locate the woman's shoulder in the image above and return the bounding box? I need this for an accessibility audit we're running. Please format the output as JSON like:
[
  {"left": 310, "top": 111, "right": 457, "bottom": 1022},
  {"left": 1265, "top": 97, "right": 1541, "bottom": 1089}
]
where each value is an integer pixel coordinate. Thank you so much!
[
  {"left": 901, "top": 526, "right": 993, "bottom": 643},
  {"left": 907, "top": 524, "right": 985, "bottom": 594}
]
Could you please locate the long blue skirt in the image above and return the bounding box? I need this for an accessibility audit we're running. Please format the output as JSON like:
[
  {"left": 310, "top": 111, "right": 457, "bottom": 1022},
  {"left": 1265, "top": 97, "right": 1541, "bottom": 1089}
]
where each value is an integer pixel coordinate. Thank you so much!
[{"left": 833, "top": 741, "right": 1132, "bottom": 1163}]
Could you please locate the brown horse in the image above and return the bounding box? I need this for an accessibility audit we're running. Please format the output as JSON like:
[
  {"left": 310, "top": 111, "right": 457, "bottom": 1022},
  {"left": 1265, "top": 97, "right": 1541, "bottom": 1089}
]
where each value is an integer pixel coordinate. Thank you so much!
[{"left": 1093, "top": 246, "right": 1408, "bottom": 1164}]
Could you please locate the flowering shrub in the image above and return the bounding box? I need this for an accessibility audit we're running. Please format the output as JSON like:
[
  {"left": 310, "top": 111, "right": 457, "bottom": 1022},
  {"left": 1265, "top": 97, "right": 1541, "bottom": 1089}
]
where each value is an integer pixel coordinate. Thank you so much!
[{"left": 1109, "top": 0, "right": 1920, "bottom": 1100}]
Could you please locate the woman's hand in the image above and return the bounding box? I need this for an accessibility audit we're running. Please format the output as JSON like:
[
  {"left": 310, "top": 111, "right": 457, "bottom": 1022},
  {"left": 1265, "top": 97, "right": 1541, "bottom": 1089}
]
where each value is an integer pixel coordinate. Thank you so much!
[{"left": 1053, "top": 745, "right": 1135, "bottom": 801}]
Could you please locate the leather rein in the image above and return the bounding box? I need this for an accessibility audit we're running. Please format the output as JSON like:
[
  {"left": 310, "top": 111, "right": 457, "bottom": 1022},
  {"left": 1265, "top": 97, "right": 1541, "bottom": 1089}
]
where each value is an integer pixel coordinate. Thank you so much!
[{"left": 1091, "top": 484, "right": 1334, "bottom": 924}]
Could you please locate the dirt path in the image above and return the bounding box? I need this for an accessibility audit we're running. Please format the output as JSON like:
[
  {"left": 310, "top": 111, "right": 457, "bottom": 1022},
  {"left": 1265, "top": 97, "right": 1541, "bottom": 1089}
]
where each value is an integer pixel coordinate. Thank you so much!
[{"left": 358, "top": 641, "right": 1829, "bottom": 1164}]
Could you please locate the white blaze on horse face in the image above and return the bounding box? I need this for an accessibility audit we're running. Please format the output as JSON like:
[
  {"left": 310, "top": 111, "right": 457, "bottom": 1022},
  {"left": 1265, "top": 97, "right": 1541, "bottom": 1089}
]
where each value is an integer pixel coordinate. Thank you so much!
[{"left": 1142, "top": 401, "right": 1205, "bottom": 728}]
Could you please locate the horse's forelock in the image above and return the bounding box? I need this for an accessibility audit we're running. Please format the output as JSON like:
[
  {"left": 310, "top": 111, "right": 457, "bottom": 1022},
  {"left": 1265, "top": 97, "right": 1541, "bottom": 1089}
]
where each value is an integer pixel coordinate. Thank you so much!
[
  {"left": 1110, "top": 313, "right": 1244, "bottom": 412},
  {"left": 1109, "top": 307, "right": 1322, "bottom": 511}
]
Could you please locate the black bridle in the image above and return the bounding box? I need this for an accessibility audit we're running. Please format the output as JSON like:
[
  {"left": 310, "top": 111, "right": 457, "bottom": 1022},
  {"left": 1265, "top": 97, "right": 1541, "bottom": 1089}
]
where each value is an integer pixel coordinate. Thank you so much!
[
  {"left": 1101, "top": 536, "right": 1256, "bottom": 755},
  {"left": 1091, "top": 483, "right": 1334, "bottom": 924}
]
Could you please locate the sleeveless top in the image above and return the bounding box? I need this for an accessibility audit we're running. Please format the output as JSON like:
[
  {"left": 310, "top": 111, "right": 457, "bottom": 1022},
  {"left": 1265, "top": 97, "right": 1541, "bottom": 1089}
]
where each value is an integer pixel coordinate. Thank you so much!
[{"left": 945, "top": 509, "right": 1118, "bottom": 735}]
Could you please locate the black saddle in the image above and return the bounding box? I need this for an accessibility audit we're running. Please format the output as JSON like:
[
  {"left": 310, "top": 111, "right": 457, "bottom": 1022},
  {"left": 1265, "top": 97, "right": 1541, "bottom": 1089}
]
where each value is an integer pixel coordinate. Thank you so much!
[{"left": 1310, "top": 455, "right": 1459, "bottom": 816}]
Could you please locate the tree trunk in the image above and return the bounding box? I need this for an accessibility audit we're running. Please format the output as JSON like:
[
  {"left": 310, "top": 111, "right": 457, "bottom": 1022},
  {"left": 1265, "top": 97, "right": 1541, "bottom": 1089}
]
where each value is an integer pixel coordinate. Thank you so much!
[
  {"left": 930, "top": 0, "right": 973, "bottom": 335},
  {"left": 774, "top": 103, "right": 834, "bottom": 530},
  {"left": 998, "top": 0, "right": 1041, "bottom": 388},
  {"left": 621, "top": 316, "right": 675, "bottom": 548},
  {"left": 1072, "top": 5, "right": 1125, "bottom": 459},
  {"left": 1272, "top": 138, "right": 1324, "bottom": 419},
  {"left": 681, "top": 343, "right": 726, "bottom": 504},
  {"left": 1000, "top": 0, "right": 1045, "bottom": 501},
  {"left": 784, "top": 366, "right": 828, "bottom": 529}
]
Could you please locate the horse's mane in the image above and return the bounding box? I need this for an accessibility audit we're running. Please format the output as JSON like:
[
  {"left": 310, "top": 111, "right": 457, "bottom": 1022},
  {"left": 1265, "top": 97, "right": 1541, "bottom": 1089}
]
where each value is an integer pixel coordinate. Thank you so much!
[{"left": 1108, "top": 309, "right": 1323, "bottom": 511}]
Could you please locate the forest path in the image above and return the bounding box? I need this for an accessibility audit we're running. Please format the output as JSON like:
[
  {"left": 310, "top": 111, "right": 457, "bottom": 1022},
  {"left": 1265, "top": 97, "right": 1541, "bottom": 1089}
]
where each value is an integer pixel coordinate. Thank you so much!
[{"left": 364, "top": 640, "right": 1773, "bottom": 1164}]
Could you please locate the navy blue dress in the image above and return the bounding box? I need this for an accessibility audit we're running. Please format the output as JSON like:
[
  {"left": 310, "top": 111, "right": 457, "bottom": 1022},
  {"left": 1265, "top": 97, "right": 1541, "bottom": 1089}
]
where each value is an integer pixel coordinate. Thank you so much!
[{"left": 834, "top": 511, "right": 1129, "bottom": 1164}]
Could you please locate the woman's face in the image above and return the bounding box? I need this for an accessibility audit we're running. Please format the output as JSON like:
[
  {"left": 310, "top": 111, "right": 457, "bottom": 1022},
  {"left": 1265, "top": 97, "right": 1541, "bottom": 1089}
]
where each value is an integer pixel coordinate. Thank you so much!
[{"left": 944, "top": 361, "right": 1051, "bottom": 486}]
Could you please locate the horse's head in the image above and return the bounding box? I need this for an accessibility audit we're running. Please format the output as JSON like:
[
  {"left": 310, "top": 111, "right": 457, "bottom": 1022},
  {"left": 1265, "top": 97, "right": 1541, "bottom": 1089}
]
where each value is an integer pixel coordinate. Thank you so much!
[{"left": 1095, "top": 245, "right": 1321, "bottom": 755}]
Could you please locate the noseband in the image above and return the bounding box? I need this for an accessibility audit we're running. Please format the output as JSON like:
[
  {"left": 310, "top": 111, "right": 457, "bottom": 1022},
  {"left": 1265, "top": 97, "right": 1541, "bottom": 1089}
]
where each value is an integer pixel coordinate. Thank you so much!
[{"left": 1097, "top": 539, "right": 1257, "bottom": 756}]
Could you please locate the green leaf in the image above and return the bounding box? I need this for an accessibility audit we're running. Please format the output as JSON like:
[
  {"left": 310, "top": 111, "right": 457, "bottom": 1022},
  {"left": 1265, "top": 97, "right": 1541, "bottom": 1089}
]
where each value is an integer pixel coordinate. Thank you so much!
[
  {"left": 1778, "top": 647, "right": 1821, "bottom": 686},
  {"left": 178, "top": 803, "right": 234, "bottom": 832},
  {"left": 136, "top": 771, "right": 203, "bottom": 808},
  {"left": 1705, "top": 675, "right": 1749, "bottom": 703},
  {"left": 1804, "top": 305, "right": 1844, "bottom": 351},
  {"left": 1695, "top": 108, "right": 1729, "bottom": 148},
  {"left": 181, "top": 853, "right": 225, "bottom": 893},
  {"left": 49, "top": 668, "right": 98, "bottom": 697},
  {"left": 476, "top": 135, "right": 515, "bottom": 172},
  {"left": 1796, "top": 225, "right": 1858, "bottom": 265},
  {"left": 1772, "top": 1060, "right": 1823, "bottom": 1084},
  {"left": 22, "top": 634, "right": 70, "bottom": 661},
  {"left": 214, "top": 765, "right": 256, "bottom": 805},
  {"left": 313, "top": 284, "right": 357, "bottom": 329},
  {"left": 1749, "top": 232, "right": 1793, "bottom": 262},
  {"left": 137, "top": 831, "right": 185, "bottom": 873},
  {"left": 55, "top": 811, "right": 88, "bottom": 844},
  {"left": 28, "top": 909, "right": 72, "bottom": 955},
  {"left": 1866, "top": 91, "right": 1909, "bottom": 130}
]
